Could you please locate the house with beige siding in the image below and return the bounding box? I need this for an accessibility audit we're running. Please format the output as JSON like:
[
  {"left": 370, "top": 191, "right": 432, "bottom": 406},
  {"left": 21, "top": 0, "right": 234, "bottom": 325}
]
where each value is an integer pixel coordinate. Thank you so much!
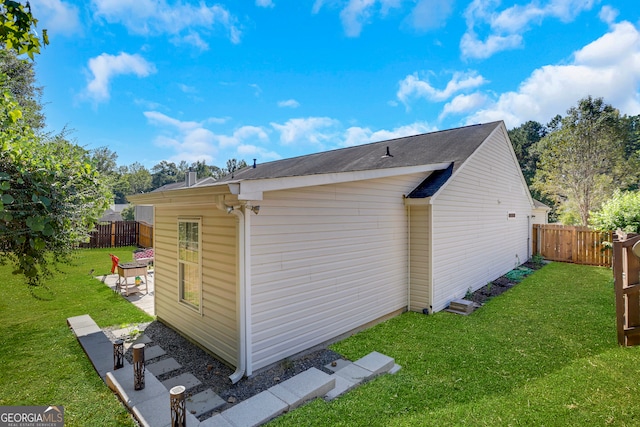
[{"left": 128, "top": 121, "right": 535, "bottom": 382}]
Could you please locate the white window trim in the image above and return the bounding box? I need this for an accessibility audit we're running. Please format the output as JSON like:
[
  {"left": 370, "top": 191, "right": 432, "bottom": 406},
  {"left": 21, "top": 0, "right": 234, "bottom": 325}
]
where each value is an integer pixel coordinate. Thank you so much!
[{"left": 177, "top": 217, "right": 203, "bottom": 314}]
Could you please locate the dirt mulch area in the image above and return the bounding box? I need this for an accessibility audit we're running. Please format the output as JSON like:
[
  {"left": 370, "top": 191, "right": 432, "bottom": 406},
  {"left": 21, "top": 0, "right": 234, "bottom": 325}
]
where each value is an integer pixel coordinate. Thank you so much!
[{"left": 466, "top": 261, "right": 545, "bottom": 305}]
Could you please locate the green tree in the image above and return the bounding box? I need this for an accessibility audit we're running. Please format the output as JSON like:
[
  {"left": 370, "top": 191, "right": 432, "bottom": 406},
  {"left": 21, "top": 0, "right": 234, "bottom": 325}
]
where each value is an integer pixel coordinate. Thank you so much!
[
  {"left": 0, "top": 0, "right": 48, "bottom": 59},
  {"left": 0, "top": 110, "right": 110, "bottom": 285},
  {"left": 0, "top": 1, "right": 110, "bottom": 286},
  {"left": 533, "top": 96, "right": 628, "bottom": 226},
  {"left": 151, "top": 160, "right": 180, "bottom": 189},
  {"left": 0, "top": 49, "right": 43, "bottom": 129},
  {"left": 590, "top": 190, "right": 640, "bottom": 233},
  {"left": 508, "top": 120, "right": 547, "bottom": 186}
]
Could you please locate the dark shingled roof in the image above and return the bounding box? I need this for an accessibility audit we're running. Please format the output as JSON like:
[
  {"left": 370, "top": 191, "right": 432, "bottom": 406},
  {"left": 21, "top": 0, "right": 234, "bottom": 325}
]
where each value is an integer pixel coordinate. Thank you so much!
[
  {"left": 406, "top": 163, "right": 454, "bottom": 198},
  {"left": 216, "top": 121, "right": 502, "bottom": 183}
]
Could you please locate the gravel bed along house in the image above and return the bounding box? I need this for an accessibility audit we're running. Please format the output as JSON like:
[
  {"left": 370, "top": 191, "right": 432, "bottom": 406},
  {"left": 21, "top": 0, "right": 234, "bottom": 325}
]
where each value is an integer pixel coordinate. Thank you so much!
[{"left": 105, "top": 320, "right": 343, "bottom": 420}]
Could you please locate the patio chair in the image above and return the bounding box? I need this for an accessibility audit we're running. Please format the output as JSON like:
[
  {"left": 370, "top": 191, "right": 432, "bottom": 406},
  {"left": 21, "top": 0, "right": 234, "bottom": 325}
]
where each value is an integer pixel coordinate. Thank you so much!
[
  {"left": 109, "top": 254, "right": 119, "bottom": 274},
  {"left": 133, "top": 248, "right": 154, "bottom": 267}
]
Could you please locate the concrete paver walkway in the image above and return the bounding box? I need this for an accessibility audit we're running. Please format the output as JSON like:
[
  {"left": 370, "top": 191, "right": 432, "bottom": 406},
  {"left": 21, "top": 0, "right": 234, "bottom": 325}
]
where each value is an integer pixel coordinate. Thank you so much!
[{"left": 69, "top": 312, "right": 401, "bottom": 426}]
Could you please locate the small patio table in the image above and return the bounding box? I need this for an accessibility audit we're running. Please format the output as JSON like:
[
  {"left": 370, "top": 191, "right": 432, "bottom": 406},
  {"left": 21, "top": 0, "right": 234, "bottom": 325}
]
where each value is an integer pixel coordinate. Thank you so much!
[{"left": 116, "top": 261, "right": 149, "bottom": 296}]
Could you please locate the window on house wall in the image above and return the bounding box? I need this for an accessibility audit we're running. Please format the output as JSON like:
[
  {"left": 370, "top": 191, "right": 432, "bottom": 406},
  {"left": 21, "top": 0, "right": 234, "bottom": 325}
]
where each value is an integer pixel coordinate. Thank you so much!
[{"left": 178, "top": 218, "right": 201, "bottom": 311}]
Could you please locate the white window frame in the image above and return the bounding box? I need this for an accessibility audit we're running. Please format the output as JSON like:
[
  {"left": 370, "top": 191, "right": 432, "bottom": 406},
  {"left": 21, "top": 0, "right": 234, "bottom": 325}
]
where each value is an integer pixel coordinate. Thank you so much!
[{"left": 177, "top": 217, "right": 202, "bottom": 313}]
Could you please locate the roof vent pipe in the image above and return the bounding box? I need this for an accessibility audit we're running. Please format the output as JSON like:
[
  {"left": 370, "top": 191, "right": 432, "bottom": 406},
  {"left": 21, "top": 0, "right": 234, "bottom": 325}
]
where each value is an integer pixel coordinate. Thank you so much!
[
  {"left": 253, "top": 159, "right": 257, "bottom": 169},
  {"left": 382, "top": 146, "right": 393, "bottom": 158}
]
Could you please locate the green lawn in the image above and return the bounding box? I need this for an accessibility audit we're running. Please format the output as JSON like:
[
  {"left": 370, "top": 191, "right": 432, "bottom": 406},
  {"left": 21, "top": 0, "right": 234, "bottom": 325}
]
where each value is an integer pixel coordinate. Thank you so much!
[
  {"left": 2, "top": 252, "right": 638, "bottom": 426},
  {"left": 0, "top": 247, "right": 153, "bottom": 426},
  {"left": 272, "top": 263, "right": 640, "bottom": 426}
]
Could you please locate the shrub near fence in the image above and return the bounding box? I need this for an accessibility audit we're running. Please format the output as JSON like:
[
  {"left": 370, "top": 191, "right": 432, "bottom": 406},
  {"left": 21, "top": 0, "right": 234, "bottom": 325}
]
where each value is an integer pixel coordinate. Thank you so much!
[
  {"left": 80, "top": 221, "right": 153, "bottom": 249},
  {"left": 532, "top": 224, "right": 612, "bottom": 266}
]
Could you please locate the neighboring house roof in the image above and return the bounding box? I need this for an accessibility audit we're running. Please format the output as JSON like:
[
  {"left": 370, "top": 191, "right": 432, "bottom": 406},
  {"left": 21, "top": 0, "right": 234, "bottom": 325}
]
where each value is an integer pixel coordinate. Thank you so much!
[
  {"left": 216, "top": 121, "right": 502, "bottom": 183},
  {"left": 153, "top": 176, "right": 218, "bottom": 192},
  {"left": 99, "top": 209, "right": 123, "bottom": 222},
  {"left": 533, "top": 199, "right": 551, "bottom": 210}
]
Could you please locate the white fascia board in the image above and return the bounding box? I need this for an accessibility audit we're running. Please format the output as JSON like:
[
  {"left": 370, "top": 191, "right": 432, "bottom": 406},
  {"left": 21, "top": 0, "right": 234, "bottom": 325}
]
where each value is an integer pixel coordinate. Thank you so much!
[{"left": 230, "top": 163, "right": 451, "bottom": 200}]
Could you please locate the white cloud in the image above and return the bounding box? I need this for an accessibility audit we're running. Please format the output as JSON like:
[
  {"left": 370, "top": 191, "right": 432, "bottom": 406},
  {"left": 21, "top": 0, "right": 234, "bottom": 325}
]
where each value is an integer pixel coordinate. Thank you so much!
[
  {"left": 397, "top": 71, "right": 488, "bottom": 106},
  {"left": 461, "top": 0, "right": 595, "bottom": 59},
  {"left": 599, "top": 5, "right": 618, "bottom": 25},
  {"left": 256, "top": 0, "right": 275, "bottom": 8},
  {"left": 271, "top": 117, "right": 340, "bottom": 146},
  {"left": 237, "top": 144, "right": 281, "bottom": 161},
  {"left": 439, "top": 92, "right": 488, "bottom": 120},
  {"left": 30, "top": 0, "right": 81, "bottom": 36},
  {"left": 86, "top": 52, "right": 156, "bottom": 102},
  {"left": 405, "top": 0, "right": 454, "bottom": 32},
  {"left": 341, "top": 122, "right": 437, "bottom": 147},
  {"left": 465, "top": 19, "right": 640, "bottom": 127},
  {"left": 145, "top": 111, "right": 270, "bottom": 164},
  {"left": 278, "top": 99, "right": 300, "bottom": 108},
  {"left": 313, "top": 0, "right": 407, "bottom": 36},
  {"left": 92, "top": 0, "right": 241, "bottom": 48},
  {"left": 340, "top": 0, "right": 376, "bottom": 37}
]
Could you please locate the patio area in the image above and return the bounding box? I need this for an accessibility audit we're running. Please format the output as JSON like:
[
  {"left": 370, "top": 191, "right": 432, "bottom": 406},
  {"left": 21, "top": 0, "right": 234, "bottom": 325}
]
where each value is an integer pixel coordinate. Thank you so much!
[{"left": 97, "top": 271, "right": 155, "bottom": 316}]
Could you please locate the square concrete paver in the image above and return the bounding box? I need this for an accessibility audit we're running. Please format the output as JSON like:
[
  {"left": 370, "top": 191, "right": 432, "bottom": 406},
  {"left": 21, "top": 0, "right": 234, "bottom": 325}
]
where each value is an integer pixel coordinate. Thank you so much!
[
  {"left": 277, "top": 367, "right": 335, "bottom": 404},
  {"left": 353, "top": 351, "right": 395, "bottom": 376},
  {"left": 221, "top": 391, "right": 288, "bottom": 427},
  {"left": 146, "top": 358, "right": 181, "bottom": 376},
  {"left": 162, "top": 373, "right": 201, "bottom": 391},
  {"left": 144, "top": 345, "right": 166, "bottom": 360},
  {"left": 324, "top": 374, "right": 358, "bottom": 401},
  {"left": 324, "top": 359, "right": 352, "bottom": 373},
  {"left": 185, "top": 389, "right": 225, "bottom": 416},
  {"left": 334, "top": 363, "right": 372, "bottom": 384}
]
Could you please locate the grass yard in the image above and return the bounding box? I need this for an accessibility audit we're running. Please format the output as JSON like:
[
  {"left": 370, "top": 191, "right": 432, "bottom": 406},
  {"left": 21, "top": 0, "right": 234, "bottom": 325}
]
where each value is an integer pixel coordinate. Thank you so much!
[
  {"left": 0, "top": 247, "right": 153, "bottom": 426},
  {"left": 272, "top": 263, "right": 640, "bottom": 426}
]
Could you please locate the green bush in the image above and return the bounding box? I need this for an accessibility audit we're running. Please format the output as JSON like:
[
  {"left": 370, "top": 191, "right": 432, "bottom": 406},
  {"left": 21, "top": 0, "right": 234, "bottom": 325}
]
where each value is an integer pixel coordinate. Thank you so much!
[{"left": 590, "top": 190, "right": 640, "bottom": 232}]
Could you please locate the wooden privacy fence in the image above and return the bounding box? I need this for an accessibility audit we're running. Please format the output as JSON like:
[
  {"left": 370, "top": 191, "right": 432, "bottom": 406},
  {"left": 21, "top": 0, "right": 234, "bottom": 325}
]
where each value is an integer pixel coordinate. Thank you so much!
[
  {"left": 532, "top": 224, "right": 612, "bottom": 266},
  {"left": 80, "top": 221, "right": 154, "bottom": 249},
  {"left": 612, "top": 232, "right": 640, "bottom": 346}
]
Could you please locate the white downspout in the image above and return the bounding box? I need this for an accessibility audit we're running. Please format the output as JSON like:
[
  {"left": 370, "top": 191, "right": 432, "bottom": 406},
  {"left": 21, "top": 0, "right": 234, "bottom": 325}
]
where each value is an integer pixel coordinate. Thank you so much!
[
  {"left": 244, "top": 207, "right": 253, "bottom": 377},
  {"left": 229, "top": 208, "right": 246, "bottom": 384}
]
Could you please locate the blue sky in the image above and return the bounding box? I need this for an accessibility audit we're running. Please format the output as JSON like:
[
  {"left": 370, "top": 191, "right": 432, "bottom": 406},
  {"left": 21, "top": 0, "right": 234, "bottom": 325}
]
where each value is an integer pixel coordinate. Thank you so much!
[{"left": 30, "top": 0, "right": 640, "bottom": 169}]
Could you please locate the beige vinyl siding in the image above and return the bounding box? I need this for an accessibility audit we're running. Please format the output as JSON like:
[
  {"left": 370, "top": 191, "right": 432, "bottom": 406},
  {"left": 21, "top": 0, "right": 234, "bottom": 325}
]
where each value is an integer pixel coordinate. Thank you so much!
[
  {"left": 409, "top": 204, "right": 431, "bottom": 312},
  {"left": 431, "top": 128, "right": 533, "bottom": 312},
  {"left": 249, "top": 175, "right": 423, "bottom": 370},
  {"left": 154, "top": 204, "right": 238, "bottom": 366}
]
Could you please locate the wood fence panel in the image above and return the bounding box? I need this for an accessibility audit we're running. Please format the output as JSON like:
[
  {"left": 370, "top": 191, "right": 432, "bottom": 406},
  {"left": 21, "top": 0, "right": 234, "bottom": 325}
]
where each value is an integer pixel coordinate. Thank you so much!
[
  {"left": 137, "top": 222, "right": 154, "bottom": 248},
  {"left": 81, "top": 221, "right": 152, "bottom": 249},
  {"left": 533, "top": 224, "right": 612, "bottom": 266}
]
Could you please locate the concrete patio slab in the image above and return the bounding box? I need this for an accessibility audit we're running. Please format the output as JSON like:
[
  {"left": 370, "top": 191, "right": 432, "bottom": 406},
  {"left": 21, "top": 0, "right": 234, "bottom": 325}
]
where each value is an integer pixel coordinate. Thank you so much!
[
  {"left": 106, "top": 364, "right": 167, "bottom": 408},
  {"left": 67, "top": 314, "right": 102, "bottom": 337},
  {"left": 185, "top": 389, "right": 226, "bottom": 417},
  {"left": 333, "top": 363, "right": 372, "bottom": 384},
  {"left": 353, "top": 351, "right": 395, "bottom": 376},
  {"left": 220, "top": 391, "right": 288, "bottom": 427},
  {"left": 146, "top": 358, "right": 182, "bottom": 376},
  {"left": 161, "top": 372, "right": 202, "bottom": 391},
  {"left": 131, "top": 393, "right": 200, "bottom": 427}
]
